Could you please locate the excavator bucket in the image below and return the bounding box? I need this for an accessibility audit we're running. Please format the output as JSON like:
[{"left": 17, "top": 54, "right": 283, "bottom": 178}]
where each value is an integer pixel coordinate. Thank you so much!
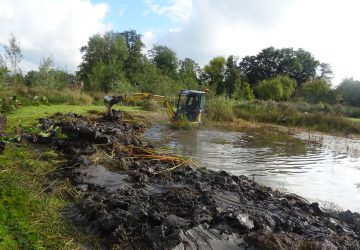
[{"left": 104, "top": 96, "right": 124, "bottom": 115}]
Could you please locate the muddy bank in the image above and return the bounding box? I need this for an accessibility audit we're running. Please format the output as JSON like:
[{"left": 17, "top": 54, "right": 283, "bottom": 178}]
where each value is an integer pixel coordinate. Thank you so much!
[{"left": 26, "top": 111, "right": 360, "bottom": 249}]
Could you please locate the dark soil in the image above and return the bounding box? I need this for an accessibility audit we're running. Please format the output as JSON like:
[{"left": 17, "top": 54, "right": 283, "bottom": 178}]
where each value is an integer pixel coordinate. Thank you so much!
[{"left": 25, "top": 111, "right": 360, "bottom": 249}]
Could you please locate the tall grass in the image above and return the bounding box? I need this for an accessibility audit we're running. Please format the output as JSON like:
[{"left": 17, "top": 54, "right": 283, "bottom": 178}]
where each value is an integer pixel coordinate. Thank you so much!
[
  {"left": 233, "top": 100, "right": 360, "bottom": 134},
  {"left": 205, "top": 96, "right": 236, "bottom": 122},
  {"left": 204, "top": 97, "right": 360, "bottom": 134},
  {"left": 11, "top": 85, "right": 94, "bottom": 105}
]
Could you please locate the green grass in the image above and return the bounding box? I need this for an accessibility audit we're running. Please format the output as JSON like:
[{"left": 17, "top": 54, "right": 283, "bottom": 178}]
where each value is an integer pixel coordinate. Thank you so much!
[
  {"left": 348, "top": 117, "right": 360, "bottom": 123},
  {"left": 6, "top": 104, "right": 141, "bottom": 132},
  {"left": 0, "top": 103, "right": 141, "bottom": 249},
  {"left": 0, "top": 144, "right": 79, "bottom": 249}
]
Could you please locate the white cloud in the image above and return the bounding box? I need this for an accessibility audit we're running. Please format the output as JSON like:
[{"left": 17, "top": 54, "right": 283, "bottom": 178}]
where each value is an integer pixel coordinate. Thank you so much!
[
  {"left": 142, "top": 31, "right": 155, "bottom": 51},
  {"left": 0, "top": 0, "right": 110, "bottom": 73},
  {"left": 144, "top": 0, "right": 193, "bottom": 22},
  {"left": 118, "top": 4, "right": 127, "bottom": 17},
  {"left": 149, "top": 0, "right": 360, "bottom": 84}
]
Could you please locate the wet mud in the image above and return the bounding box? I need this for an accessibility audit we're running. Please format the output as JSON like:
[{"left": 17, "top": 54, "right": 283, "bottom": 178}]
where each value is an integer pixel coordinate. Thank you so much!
[{"left": 26, "top": 111, "right": 360, "bottom": 249}]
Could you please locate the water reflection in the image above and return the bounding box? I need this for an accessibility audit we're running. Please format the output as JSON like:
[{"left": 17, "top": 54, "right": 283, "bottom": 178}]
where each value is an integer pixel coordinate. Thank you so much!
[{"left": 144, "top": 126, "right": 360, "bottom": 212}]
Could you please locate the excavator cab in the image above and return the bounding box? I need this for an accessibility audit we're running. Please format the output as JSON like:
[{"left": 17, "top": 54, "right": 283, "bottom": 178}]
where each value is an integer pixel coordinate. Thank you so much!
[{"left": 175, "top": 90, "right": 206, "bottom": 124}]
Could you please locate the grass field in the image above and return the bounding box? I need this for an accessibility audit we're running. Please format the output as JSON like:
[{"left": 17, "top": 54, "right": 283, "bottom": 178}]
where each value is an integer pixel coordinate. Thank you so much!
[{"left": 0, "top": 104, "right": 141, "bottom": 249}]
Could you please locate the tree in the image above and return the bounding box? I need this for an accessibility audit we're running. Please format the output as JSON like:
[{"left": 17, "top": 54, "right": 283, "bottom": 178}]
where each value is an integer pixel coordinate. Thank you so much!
[
  {"left": 178, "top": 58, "right": 200, "bottom": 89},
  {"left": 223, "top": 55, "right": 241, "bottom": 98},
  {"left": 239, "top": 47, "right": 320, "bottom": 88},
  {"left": 303, "top": 79, "right": 333, "bottom": 103},
  {"left": 4, "top": 33, "right": 23, "bottom": 82},
  {"left": 24, "top": 56, "right": 73, "bottom": 88},
  {"left": 336, "top": 78, "right": 360, "bottom": 106},
  {"left": 149, "top": 45, "right": 178, "bottom": 79},
  {"left": 77, "top": 31, "right": 129, "bottom": 91},
  {"left": 235, "top": 82, "right": 254, "bottom": 101},
  {"left": 203, "top": 56, "right": 226, "bottom": 95},
  {"left": 292, "top": 48, "right": 319, "bottom": 86},
  {"left": 316, "top": 63, "right": 333, "bottom": 83},
  {"left": 0, "top": 55, "right": 9, "bottom": 84},
  {"left": 120, "top": 30, "right": 145, "bottom": 85}
]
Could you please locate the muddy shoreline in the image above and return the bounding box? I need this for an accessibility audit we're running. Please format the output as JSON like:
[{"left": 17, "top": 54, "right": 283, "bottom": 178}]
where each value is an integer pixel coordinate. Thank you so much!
[{"left": 26, "top": 111, "right": 360, "bottom": 249}]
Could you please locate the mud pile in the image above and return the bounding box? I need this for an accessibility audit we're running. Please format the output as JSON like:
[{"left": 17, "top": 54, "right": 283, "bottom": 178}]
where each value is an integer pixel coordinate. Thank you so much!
[{"left": 27, "top": 111, "right": 360, "bottom": 249}]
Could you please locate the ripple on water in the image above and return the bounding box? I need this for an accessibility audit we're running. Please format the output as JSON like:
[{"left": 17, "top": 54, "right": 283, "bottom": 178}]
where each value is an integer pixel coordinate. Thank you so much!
[{"left": 143, "top": 126, "right": 360, "bottom": 212}]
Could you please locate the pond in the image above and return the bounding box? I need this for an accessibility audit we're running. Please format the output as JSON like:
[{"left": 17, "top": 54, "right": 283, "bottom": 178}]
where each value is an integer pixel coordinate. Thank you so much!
[{"left": 144, "top": 125, "right": 360, "bottom": 212}]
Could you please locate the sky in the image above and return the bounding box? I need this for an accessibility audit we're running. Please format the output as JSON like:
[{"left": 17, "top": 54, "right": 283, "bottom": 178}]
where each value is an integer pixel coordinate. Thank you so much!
[{"left": 0, "top": 0, "right": 359, "bottom": 85}]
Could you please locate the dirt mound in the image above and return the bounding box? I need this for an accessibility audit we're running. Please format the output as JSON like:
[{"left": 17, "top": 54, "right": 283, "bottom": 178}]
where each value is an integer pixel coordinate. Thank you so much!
[{"left": 26, "top": 111, "right": 360, "bottom": 249}]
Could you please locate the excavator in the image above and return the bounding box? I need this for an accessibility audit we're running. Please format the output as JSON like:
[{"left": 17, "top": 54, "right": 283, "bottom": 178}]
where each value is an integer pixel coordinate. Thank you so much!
[{"left": 104, "top": 90, "right": 207, "bottom": 126}]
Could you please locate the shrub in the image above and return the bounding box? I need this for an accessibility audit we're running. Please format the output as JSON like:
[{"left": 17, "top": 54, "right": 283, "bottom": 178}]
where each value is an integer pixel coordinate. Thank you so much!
[
  {"left": 302, "top": 79, "right": 333, "bottom": 103},
  {"left": 256, "top": 75, "right": 295, "bottom": 101},
  {"left": 235, "top": 82, "right": 255, "bottom": 101}
]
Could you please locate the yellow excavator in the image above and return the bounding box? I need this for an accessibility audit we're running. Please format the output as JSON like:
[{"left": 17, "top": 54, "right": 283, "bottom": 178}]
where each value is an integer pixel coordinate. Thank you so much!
[{"left": 104, "top": 90, "right": 207, "bottom": 126}]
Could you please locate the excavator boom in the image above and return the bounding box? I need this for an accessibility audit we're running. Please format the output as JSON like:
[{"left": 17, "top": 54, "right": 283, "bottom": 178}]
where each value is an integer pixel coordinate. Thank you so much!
[{"left": 104, "top": 93, "right": 176, "bottom": 120}]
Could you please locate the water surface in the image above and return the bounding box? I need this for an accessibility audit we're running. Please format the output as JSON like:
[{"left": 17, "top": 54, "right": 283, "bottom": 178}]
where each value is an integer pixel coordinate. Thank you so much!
[{"left": 144, "top": 125, "right": 360, "bottom": 212}]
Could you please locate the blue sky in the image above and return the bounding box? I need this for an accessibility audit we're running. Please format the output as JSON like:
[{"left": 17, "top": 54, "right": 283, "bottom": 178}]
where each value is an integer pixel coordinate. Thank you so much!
[
  {"left": 92, "top": 0, "right": 170, "bottom": 33},
  {"left": 0, "top": 0, "right": 359, "bottom": 84}
]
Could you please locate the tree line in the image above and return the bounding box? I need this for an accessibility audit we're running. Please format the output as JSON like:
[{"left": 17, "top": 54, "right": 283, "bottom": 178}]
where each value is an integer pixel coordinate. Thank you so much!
[{"left": 1, "top": 31, "right": 360, "bottom": 106}]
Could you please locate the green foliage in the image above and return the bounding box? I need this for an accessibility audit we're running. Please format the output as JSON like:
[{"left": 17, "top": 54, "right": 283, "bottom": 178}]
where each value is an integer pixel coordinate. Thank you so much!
[
  {"left": 235, "top": 82, "right": 254, "bottom": 101},
  {"left": 0, "top": 55, "right": 9, "bottom": 83},
  {"left": 24, "top": 56, "right": 73, "bottom": 88},
  {"left": 110, "top": 80, "right": 139, "bottom": 93},
  {"left": 223, "top": 55, "right": 241, "bottom": 98},
  {"left": 178, "top": 58, "right": 200, "bottom": 90},
  {"left": 278, "top": 75, "right": 296, "bottom": 100},
  {"left": 78, "top": 31, "right": 129, "bottom": 92},
  {"left": 336, "top": 78, "right": 360, "bottom": 106},
  {"left": 256, "top": 79, "right": 283, "bottom": 101},
  {"left": 233, "top": 100, "right": 360, "bottom": 134},
  {"left": 149, "top": 45, "right": 178, "bottom": 79},
  {"left": 302, "top": 79, "right": 333, "bottom": 103},
  {"left": 206, "top": 96, "right": 235, "bottom": 122},
  {"left": 256, "top": 75, "right": 295, "bottom": 101},
  {"left": 239, "top": 47, "right": 322, "bottom": 87},
  {"left": 204, "top": 56, "right": 226, "bottom": 95},
  {"left": 121, "top": 30, "right": 145, "bottom": 85},
  {"left": 0, "top": 95, "right": 18, "bottom": 113}
]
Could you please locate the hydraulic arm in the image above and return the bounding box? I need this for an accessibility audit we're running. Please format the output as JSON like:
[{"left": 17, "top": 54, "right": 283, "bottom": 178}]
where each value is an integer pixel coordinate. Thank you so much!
[{"left": 104, "top": 93, "right": 176, "bottom": 120}]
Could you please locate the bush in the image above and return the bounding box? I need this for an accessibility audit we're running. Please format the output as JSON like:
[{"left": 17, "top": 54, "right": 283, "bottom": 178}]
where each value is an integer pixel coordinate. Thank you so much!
[
  {"left": 302, "top": 79, "right": 333, "bottom": 103},
  {"left": 256, "top": 75, "right": 295, "bottom": 101},
  {"left": 235, "top": 82, "right": 255, "bottom": 101},
  {"left": 256, "top": 79, "right": 283, "bottom": 101}
]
